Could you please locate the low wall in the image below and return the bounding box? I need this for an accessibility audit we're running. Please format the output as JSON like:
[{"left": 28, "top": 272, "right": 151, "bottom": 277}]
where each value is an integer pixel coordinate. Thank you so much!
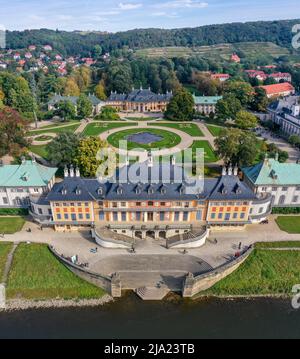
[
  {"left": 91, "top": 228, "right": 132, "bottom": 249},
  {"left": 48, "top": 246, "right": 115, "bottom": 295},
  {"left": 168, "top": 228, "right": 210, "bottom": 249},
  {"left": 182, "top": 246, "right": 254, "bottom": 297}
]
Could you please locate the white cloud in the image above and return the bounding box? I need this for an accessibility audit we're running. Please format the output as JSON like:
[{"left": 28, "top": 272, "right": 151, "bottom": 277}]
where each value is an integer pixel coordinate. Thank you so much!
[
  {"left": 151, "top": 12, "right": 179, "bottom": 18},
  {"left": 153, "top": 0, "right": 208, "bottom": 9},
  {"left": 118, "top": 3, "right": 142, "bottom": 10}
]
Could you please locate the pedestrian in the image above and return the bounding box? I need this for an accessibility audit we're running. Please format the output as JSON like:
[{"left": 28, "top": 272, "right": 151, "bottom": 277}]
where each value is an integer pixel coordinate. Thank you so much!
[{"left": 238, "top": 242, "right": 242, "bottom": 250}]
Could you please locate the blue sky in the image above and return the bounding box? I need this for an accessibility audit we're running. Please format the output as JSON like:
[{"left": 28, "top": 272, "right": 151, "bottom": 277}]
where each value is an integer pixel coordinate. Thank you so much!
[{"left": 0, "top": 0, "right": 299, "bottom": 32}]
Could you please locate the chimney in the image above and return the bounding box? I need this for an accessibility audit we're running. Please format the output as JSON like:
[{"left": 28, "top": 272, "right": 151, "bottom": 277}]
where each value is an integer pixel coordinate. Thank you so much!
[
  {"left": 75, "top": 167, "right": 80, "bottom": 177},
  {"left": 228, "top": 165, "right": 233, "bottom": 176},
  {"left": 233, "top": 164, "right": 238, "bottom": 176},
  {"left": 222, "top": 166, "right": 227, "bottom": 176},
  {"left": 64, "top": 166, "right": 69, "bottom": 178},
  {"left": 69, "top": 165, "right": 74, "bottom": 178},
  {"left": 171, "top": 156, "right": 176, "bottom": 166},
  {"left": 148, "top": 152, "right": 153, "bottom": 168}
]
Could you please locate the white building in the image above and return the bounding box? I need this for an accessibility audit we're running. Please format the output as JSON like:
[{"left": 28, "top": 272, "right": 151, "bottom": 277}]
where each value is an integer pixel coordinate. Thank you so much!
[
  {"left": 243, "top": 156, "right": 300, "bottom": 207},
  {"left": 0, "top": 159, "right": 57, "bottom": 208},
  {"left": 268, "top": 96, "right": 300, "bottom": 137}
]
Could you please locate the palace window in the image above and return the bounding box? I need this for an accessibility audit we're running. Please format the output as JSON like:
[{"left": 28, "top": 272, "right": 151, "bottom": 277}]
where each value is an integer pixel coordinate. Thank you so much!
[
  {"left": 99, "top": 212, "right": 105, "bottom": 220},
  {"left": 211, "top": 213, "right": 216, "bottom": 219},
  {"left": 78, "top": 214, "right": 83, "bottom": 220},
  {"left": 282, "top": 187, "right": 288, "bottom": 192},
  {"left": 121, "top": 213, "right": 127, "bottom": 221},
  {"left": 233, "top": 213, "right": 238, "bottom": 219},
  {"left": 136, "top": 212, "right": 141, "bottom": 221},
  {"left": 57, "top": 214, "right": 62, "bottom": 220},
  {"left": 225, "top": 213, "right": 231, "bottom": 221},
  {"left": 112, "top": 202, "right": 118, "bottom": 208},
  {"left": 196, "top": 211, "right": 202, "bottom": 220},
  {"left": 148, "top": 201, "right": 154, "bottom": 207},
  {"left": 212, "top": 207, "right": 217, "bottom": 212},
  {"left": 183, "top": 212, "right": 189, "bottom": 221},
  {"left": 240, "top": 213, "right": 245, "bottom": 219},
  {"left": 71, "top": 214, "right": 76, "bottom": 221},
  {"left": 293, "top": 196, "right": 299, "bottom": 203},
  {"left": 218, "top": 213, "right": 223, "bottom": 219},
  {"left": 120, "top": 202, "right": 127, "bottom": 207},
  {"left": 64, "top": 214, "right": 69, "bottom": 220},
  {"left": 113, "top": 213, "right": 118, "bottom": 221},
  {"left": 160, "top": 212, "right": 165, "bottom": 221},
  {"left": 86, "top": 214, "right": 90, "bottom": 220},
  {"left": 136, "top": 202, "right": 141, "bottom": 207},
  {"left": 174, "top": 212, "right": 180, "bottom": 221},
  {"left": 272, "top": 187, "right": 277, "bottom": 192}
]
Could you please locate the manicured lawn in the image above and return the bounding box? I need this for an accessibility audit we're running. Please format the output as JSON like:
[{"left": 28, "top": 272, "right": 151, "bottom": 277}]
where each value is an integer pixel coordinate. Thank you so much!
[
  {"left": 275, "top": 216, "right": 300, "bottom": 234},
  {"left": 206, "top": 125, "right": 224, "bottom": 137},
  {"left": 255, "top": 241, "right": 300, "bottom": 248},
  {"left": 29, "top": 145, "right": 49, "bottom": 160},
  {"left": 153, "top": 123, "right": 204, "bottom": 137},
  {"left": 83, "top": 122, "right": 137, "bottom": 136},
  {"left": 190, "top": 140, "right": 218, "bottom": 163},
  {"left": 107, "top": 128, "right": 182, "bottom": 151},
  {"left": 125, "top": 117, "right": 156, "bottom": 121},
  {"left": 28, "top": 123, "right": 80, "bottom": 136},
  {"left": 205, "top": 249, "right": 300, "bottom": 296},
  {"left": 7, "top": 243, "right": 106, "bottom": 300},
  {"left": 0, "top": 243, "right": 13, "bottom": 280},
  {"left": 0, "top": 217, "right": 25, "bottom": 234},
  {"left": 34, "top": 135, "right": 54, "bottom": 142}
]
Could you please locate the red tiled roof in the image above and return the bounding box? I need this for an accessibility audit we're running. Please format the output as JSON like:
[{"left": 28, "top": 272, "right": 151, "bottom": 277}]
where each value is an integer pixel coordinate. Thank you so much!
[{"left": 260, "top": 82, "right": 295, "bottom": 95}]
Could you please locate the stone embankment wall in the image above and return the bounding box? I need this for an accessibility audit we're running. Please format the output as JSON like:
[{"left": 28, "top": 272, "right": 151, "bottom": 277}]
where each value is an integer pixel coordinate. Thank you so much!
[
  {"left": 182, "top": 247, "right": 254, "bottom": 297},
  {"left": 48, "top": 246, "right": 122, "bottom": 297}
]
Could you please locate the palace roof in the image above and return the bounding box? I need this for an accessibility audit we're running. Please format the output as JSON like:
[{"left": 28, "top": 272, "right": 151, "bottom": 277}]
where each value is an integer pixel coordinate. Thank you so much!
[
  {"left": 45, "top": 162, "right": 256, "bottom": 202},
  {"left": 0, "top": 160, "right": 57, "bottom": 187},
  {"left": 48, "top": 94, "right": 103, "bottom": 106},
  {"left": 108, "top": 88, "right": 173, "bottom": 103},
  {"left": 243, "top": 158, "right": 300, "bottom": 186}
]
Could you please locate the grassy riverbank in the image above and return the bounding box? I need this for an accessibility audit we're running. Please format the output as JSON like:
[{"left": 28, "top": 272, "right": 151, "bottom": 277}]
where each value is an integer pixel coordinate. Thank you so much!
[
  {"left": 204, "top": 248, "right": 300, "bottom": 297},
  {"left": 6, "top": 243, "right": 106, "bottom": 300},
  {"left": 0, "top": 243, "right": 13, "bottom": 280}
]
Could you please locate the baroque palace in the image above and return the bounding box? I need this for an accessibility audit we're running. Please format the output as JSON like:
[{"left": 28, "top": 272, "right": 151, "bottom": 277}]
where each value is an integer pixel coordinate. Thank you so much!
[{"left": 27, "top": 154, "right": 273, "bottom": 239}]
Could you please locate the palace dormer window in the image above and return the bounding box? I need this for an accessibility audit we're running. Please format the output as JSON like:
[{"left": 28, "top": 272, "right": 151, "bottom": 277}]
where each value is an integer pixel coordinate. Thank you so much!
[
  {"left": 160, "top": 185, "right": 167, "bottom": 195},
  {"left": 97, "top": 187, "right": 104, "bottom": 195},
  {"left": 61, "top": 186, "right": 67, "bottom": 195},
  {"left": 75, "top": 186, "right": 82, "bottom": 195},
  {"left": 179, "top": 185, "right": 186, "bottom": 195},
  {"left": 148, "top": 185, "right": 154, "bottom": 195},
  {"left": 117, "top": 185, "right": 124, "bottom": 195}
]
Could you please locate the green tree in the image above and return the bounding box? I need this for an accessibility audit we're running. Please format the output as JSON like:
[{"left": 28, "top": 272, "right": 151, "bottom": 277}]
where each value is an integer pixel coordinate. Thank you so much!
[
  {"left": 95, "top": 80, "right": 107, "bottom": 100},
  {"left": 216, "top": 94, "right": 242, "bottom": 121},
  {"left": 235, "top": 110, "right": 258, "bottom": 130},
  {"left": 54, "top": 100, "right": 76, "bottom": 121},
  {"left": 215, "top": 127, "right": 259, "bottom": 166},
  {"left": 95, "top": 106, "right": 120, "bottom": 121},
  {"left": 289, "top": 135, "right": 300, "bottom": 148},
  {"left": 0, "top": 107, "right": 29, "bottom": 156},
  {"left": 92, "top": 45, "right": 103, "bottom": 60},
  {"left": 224, "top": 81, "right": 254, "bottom": 106},
  {"left": 165, "top": 88, "right": 195, "bottom": 121},
  {"left": 77, "top": 94, "right": 93, "bottom": 119},
  {"left": 251, "top": 87, "right": 269, "bottom": 112},
  {"left": 74, "top": 137, "right": 108, "bottom": 177},
  {"left": 47, "top": 132, "right": 80, "bottom": 167}
]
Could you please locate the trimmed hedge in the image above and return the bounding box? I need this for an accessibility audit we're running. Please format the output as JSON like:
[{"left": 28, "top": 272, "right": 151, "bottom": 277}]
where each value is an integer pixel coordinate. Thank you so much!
[
  {"left": 272, "top": 207, "right": 300, "bottom": 214},
  {"left": 0, "top": 208, "right": 29, "bottom": 216}
]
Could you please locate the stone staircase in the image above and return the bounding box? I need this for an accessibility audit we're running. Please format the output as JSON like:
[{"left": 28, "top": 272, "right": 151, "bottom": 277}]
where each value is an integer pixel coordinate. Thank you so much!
[{"left": 135, "top": 286, "right": 170, "bottom": 301}]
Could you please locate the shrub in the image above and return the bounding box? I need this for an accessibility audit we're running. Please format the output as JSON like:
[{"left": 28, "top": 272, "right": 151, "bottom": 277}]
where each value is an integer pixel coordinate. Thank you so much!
[
  {"left": 272, "top": 207, "right": 300, "bottom": 214},
  {"left": 0, "top": 208, "right": 28, "bottom": 216}
]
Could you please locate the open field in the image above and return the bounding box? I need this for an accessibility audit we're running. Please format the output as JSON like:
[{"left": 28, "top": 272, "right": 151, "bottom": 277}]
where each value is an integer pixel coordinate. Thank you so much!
[
  {"left": 153, "top": 123, "right": 204, "bottom": 137},
  {"left": 83, "top": 122, "right": 137, "bottom": 136},
  {"left": 28, "top": 123, "right": 80, "bottom": 136},
  {"left": 135, "top": 42, "right": 290, "bottom": 60},
  {"left": 0, "top": 243, "right": 13, "bottom": 280},
  {"left": 107, "top": 128, "right": 182, "bottom": 151},
  {"left": 206, "top": 125, "right": 224, "bottom": 137},
  {"left": 190, "top": 140, "right": 218, "bottom": 163},
  {"left": 29, "top": 145, "right": 49, "bottom": 159},
  {"left": 0, "top": 217, "right": 25, "bottom": 234},
  {"left": 7, "top": 244, "right": 106, "bottom": 300},
  {"left": 205, "top": 249, "right": 300, "bottom": 296},
  {"left": 275, "top": 216, "right": 300, "bottom": 234}
]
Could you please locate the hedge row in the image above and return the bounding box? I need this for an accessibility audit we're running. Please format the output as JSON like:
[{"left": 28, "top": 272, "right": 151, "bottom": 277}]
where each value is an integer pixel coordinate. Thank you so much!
[
  {"left": 0, "top": 208, "right": 29, "bottom": 216},
  {"left": 272, "top": 207, "right": 300, "bottom": 214}
]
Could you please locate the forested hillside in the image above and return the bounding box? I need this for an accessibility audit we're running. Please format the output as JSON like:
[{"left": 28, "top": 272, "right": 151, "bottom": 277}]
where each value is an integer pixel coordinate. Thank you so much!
[{"left": 5, "top": 19, "right": 300, "bottom": 56}]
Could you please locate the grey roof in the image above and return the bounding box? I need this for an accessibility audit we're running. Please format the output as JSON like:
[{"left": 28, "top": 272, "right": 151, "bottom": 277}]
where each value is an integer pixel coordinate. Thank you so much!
[
  {"left": 108, "top": 88, "right": 173, "bottom": 103},
  {"left": 268, "top": 95, "right": 300, "bottom": 119},
  {"left": 48, "top": 94, "right": 102, "bottom": 106},
  {"left": 45, "top": 162, "right": 256, "bottom": 202}
]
